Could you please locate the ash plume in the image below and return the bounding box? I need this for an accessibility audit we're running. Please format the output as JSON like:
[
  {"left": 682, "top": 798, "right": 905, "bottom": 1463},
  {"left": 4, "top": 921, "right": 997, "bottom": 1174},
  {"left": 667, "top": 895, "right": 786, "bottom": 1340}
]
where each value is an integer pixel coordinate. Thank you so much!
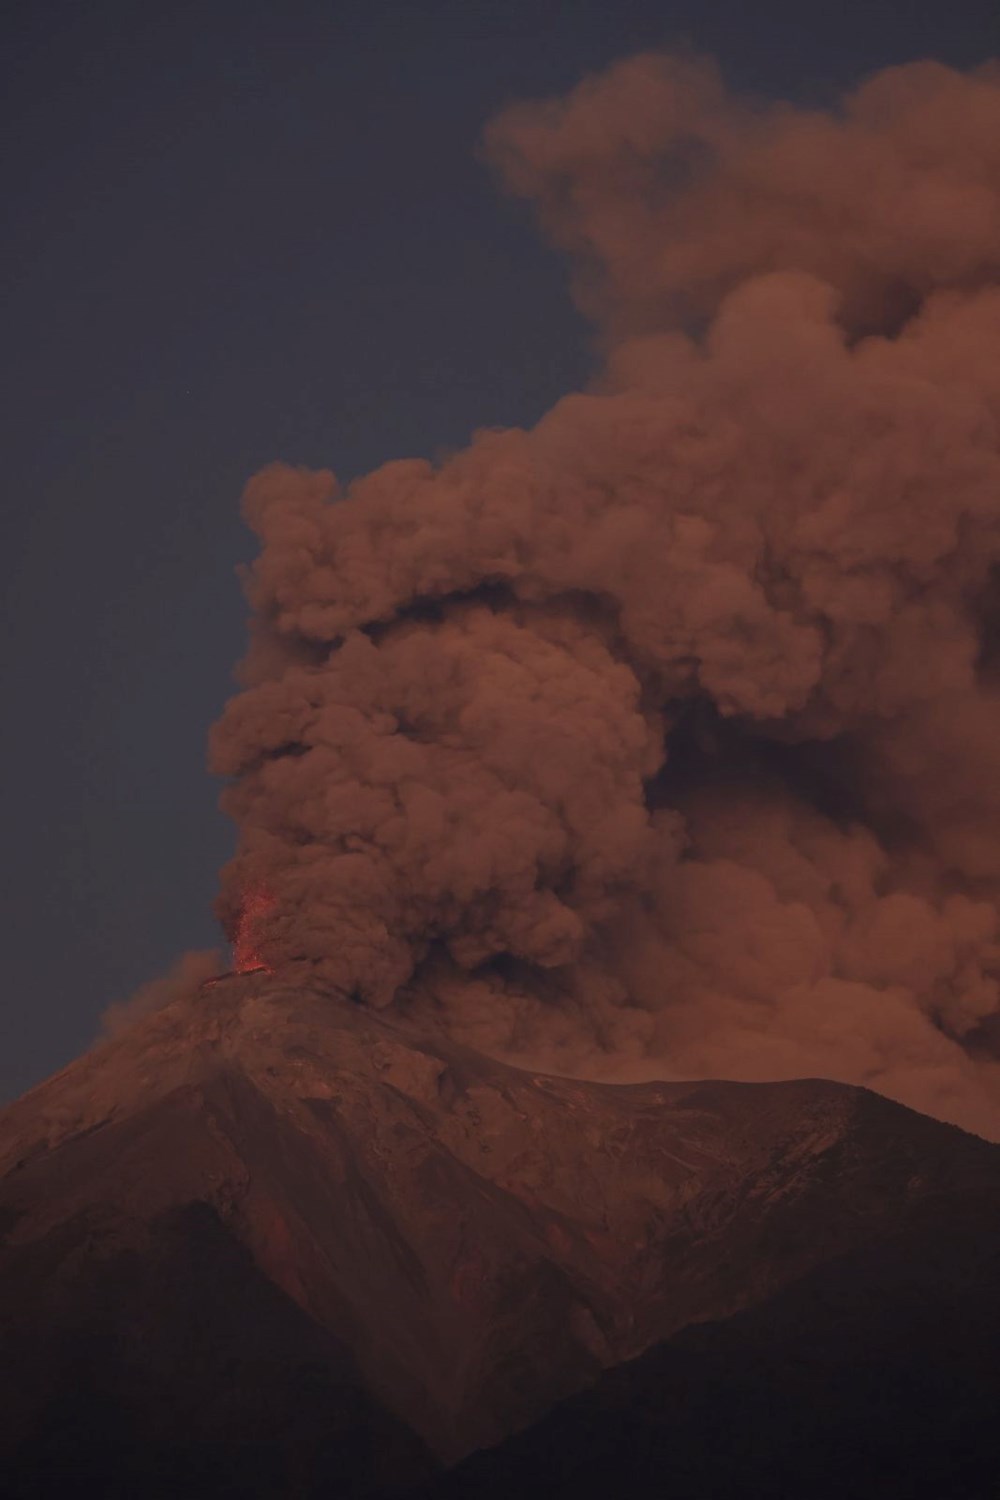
[
  {"left": 210, "top": 54, "right": 1000, "bottom": 1138},
  {"left": 102, "top": 949, "right": 222, "bottom": 1036}
]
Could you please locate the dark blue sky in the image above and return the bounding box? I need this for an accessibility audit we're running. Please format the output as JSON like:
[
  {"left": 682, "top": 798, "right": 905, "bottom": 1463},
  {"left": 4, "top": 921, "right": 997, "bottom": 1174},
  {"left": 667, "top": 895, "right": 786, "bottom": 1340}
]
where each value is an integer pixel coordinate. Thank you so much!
[{"left": 3, "top": 0, "right": 998, "bottom": 1100}]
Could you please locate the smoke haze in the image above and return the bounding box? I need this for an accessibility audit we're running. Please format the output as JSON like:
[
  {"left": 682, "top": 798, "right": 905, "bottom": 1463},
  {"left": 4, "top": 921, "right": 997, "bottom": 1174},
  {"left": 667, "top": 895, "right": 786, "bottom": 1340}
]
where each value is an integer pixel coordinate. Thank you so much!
[
  {"left": 102, "top": 949, "right": 222, "bottom": 1037},
  {"left": 210, "top": 54, "right": 1000, "bottom": 1138}
]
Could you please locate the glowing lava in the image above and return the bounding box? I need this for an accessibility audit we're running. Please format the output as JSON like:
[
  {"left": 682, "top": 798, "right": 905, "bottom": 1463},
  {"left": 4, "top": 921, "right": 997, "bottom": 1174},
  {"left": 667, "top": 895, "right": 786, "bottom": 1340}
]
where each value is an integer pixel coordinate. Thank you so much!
[{"left": 233, "top": 885, "right": 275, "bottom": 974}]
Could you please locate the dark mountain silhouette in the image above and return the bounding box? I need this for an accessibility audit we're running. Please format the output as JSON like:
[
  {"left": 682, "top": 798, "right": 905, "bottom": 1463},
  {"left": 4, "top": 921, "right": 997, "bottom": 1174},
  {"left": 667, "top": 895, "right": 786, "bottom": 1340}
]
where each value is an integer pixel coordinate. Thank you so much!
[
  {"left": 435, "top": 1192, "right": 1000, "bottom": 1500},
  {"left": 1, "top": 971, "right": 998, "bottom": 1498}
]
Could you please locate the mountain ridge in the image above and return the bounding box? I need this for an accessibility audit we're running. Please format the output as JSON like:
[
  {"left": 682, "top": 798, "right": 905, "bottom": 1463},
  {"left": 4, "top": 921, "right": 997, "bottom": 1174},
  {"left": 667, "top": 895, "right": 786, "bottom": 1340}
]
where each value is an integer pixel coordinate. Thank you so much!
[{"left": 2, "top": 973, "right": 998, "bottom": 1496}]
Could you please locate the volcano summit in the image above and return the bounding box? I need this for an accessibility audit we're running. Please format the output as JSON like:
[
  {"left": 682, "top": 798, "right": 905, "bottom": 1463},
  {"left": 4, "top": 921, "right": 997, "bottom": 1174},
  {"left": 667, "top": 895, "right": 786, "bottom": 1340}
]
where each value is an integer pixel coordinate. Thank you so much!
[{"left": 1, "top": 972, "right": 999, "bottom": 1497}]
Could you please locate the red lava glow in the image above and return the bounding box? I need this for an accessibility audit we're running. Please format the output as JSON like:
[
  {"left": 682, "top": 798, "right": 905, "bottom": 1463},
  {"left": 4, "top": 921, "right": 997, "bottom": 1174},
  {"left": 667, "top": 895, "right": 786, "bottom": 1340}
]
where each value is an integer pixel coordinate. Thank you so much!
[
  {"left": 199, "top": 967, "right": 268, "bottom": 990},
  {"left": 233, "top": 885, "right": 275, "bottom": 973}
]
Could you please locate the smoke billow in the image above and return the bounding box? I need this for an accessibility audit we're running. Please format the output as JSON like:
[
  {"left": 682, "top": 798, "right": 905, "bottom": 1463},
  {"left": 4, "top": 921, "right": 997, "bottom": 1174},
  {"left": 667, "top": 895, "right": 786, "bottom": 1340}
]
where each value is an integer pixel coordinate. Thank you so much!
[
  {"left": 102, "top": 949, "right": 222, "bottom": 1036},
  {"left": 210, "top": 54, "right": 1000, "bottom": 1138}
]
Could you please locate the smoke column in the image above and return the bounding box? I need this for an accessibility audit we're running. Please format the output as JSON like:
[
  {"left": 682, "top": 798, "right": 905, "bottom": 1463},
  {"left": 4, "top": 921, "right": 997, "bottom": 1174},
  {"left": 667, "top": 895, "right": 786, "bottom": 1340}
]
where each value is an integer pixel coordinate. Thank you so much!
[{"left": 210, "top": 54, "right": 1000, "bottom": 1138}]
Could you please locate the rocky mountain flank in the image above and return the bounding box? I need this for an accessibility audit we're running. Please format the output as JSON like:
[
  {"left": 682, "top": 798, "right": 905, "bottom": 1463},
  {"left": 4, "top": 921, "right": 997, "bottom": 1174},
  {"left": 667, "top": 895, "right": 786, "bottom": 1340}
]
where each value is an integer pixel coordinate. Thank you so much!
[{"left": 1, "top": 972, "right": 998, "bottom": 1497}]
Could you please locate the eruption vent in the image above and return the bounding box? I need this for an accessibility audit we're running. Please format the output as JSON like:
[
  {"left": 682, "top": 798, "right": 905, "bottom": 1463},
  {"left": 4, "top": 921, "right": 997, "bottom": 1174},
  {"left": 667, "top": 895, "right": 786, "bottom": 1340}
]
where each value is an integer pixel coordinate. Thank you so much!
[
  {"left": 232, "top": 886, "right": 275, "bottom": 975},
  {"left": 211, "top": 54, "right": 1000, "bottom": 1138}
]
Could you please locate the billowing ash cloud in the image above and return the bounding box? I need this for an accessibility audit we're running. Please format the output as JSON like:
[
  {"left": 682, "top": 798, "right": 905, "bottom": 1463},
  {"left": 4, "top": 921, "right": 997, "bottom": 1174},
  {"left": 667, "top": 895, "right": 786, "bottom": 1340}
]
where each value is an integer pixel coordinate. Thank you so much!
[
  {"left": 103, "top": 949, "right": 222, "bottom": 1036},
  {"left": 210, "top": 54, "right": 1000, "bottom": 1138}
]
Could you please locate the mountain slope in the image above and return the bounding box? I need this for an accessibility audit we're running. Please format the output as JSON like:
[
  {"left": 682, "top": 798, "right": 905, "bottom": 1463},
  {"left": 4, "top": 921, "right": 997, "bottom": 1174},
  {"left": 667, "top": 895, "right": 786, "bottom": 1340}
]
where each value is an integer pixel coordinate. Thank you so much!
[
  {"left": 435, "top": 1197, "right": 1000, "bottom": 1500},
  {"left": 1, "top": 972, "right": 998, "bottom": 1496}
]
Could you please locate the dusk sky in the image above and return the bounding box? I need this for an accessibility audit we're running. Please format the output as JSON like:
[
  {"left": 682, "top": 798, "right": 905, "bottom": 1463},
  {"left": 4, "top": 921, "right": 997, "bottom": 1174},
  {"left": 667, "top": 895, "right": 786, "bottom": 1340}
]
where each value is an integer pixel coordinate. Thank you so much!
[{"left": 4, "top": 0, "right": 999, "bottom": 1103}]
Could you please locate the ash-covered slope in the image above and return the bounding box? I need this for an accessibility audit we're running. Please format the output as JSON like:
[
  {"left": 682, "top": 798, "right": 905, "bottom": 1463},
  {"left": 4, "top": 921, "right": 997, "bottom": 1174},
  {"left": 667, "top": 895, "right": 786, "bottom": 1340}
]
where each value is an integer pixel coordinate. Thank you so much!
[{"left": 1, "top": 973, "right": 999, "bottom": 1497}]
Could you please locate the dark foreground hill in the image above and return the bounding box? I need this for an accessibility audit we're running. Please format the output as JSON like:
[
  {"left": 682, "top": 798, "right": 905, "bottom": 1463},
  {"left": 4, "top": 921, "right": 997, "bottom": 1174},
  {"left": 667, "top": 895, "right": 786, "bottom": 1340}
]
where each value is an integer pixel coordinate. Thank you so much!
[
  {"left": 1, "top": 972, "right": 998, "bottom": 1498},
  {"left": 436, "top": 1191, "right": 1000, "bottom": 1500}
]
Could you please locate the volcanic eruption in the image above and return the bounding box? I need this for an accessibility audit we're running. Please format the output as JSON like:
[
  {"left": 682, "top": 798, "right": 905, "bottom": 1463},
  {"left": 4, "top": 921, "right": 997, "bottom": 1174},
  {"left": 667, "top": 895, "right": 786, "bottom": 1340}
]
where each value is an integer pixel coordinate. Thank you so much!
[
  {"left": 5, "top": 51, "right": 1000, "bottom": 1500},
  {"left": 210, "top": 54, "right": 1000, "bottom": 1139},
  {"left": 232, "top": 885, "right": 276, "bottom": 976}
]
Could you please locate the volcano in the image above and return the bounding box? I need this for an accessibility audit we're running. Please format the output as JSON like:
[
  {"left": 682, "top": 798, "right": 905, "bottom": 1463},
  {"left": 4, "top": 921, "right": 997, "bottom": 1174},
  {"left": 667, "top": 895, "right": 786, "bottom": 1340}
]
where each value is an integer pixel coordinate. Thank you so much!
[{"left": 1, "top": 974, "right": 999, "bottom": 1498}]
